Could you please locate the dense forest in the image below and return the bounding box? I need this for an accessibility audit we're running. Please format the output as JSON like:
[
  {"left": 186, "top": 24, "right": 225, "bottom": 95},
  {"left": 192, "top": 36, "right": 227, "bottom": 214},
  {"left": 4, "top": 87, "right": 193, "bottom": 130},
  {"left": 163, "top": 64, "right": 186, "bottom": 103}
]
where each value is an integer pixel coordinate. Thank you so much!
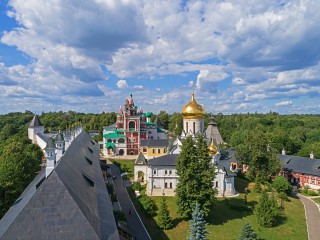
[{"left": 1, "top": 110, "right": 320, "bottom": 218}]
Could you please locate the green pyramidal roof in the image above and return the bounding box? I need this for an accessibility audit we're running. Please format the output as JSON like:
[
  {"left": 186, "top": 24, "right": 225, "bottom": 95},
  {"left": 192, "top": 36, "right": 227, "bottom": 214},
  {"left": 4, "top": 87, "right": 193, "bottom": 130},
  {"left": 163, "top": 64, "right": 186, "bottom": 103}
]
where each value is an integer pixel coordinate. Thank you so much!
[{"left": 145, "top": 112, "right": 152, "bottom": 117}]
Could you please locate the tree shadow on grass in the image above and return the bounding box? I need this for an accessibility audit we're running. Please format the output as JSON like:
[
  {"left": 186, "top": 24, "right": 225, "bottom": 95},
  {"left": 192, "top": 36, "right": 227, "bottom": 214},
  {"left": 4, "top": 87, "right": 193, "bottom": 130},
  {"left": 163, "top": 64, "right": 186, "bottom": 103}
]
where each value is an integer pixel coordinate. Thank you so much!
[
  {"left": 275, "top": 213, "right": 288, "bottom": 227},
  {"left": 208, "top": 197, "right": 258, "bottom": 225},
  {"left": 172, "top": 217, "right": 184, "bottom": 228}
]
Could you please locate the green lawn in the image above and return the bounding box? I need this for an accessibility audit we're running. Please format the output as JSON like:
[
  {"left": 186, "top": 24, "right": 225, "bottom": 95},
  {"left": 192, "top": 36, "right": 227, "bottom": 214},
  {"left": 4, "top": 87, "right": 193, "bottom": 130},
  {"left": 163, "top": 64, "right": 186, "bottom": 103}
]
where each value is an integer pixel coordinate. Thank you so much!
[
  {"left": 313, "top": 197, "right": 320, "bottom": 204},
  {"left": 109, "top": 159, "right": 135, "bottom": 179},
  {"left": 114, "top": 161, "right": 307, "bottom": 239},
  {"left": 134, "top": 177, "right": 308, "bottom": 240}
]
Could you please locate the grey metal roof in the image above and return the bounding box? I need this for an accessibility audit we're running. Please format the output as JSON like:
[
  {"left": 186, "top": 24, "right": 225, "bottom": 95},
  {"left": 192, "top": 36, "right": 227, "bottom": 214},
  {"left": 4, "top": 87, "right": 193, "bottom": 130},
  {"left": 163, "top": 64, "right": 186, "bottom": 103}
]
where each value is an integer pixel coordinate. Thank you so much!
[
  {"left": 0, "top": 131, "right": 119, "bottom": 240},
  {"left": 104, "top": 123, "right": 117, "bottom": 131},
  {"left": 36, "top": 132, "right": 48, "bottom": 142},
  {"left": 135, "top": 152, "right": 147, "bottom": 165},
  {"left": 205, "top": 116, "right": 224, "bottom": 146},
  {"left": 148, "top": 154, "right": 179, "bottom": 166},
  {"left": 140, "top": 139, "right": 168, "bottom": 147},
  {"left": 279, "top": 154, "right": 320, "bottom": 177},
  {"left": 45, "top": 137, "right": 55, "bottom": 149},
  {"left": 56, "top": 132, "right": 64, "bottom": 142},
  {"left": 217, "top": 158, "right": 237, "bottom": 177},
  {"left": 29, "top": 115, "right": 43, "bottom": 127}
]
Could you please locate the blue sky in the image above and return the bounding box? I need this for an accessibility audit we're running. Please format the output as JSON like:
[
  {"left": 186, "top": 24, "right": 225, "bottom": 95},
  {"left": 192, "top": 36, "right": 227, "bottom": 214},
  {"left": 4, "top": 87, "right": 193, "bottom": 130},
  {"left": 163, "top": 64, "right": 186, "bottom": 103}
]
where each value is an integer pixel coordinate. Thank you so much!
[{"left": 1, "top": 0, "right": 320, "bottom": 115}]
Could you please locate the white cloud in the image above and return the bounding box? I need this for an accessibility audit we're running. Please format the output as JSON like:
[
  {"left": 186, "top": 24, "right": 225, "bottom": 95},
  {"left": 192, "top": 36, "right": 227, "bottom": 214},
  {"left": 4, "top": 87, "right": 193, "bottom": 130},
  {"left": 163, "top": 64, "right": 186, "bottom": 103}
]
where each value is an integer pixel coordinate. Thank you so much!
[
  {"left": 1, "top": 0, "right": 320, "bottom": 114},
  {"left": 116, "top": 80, "right": 129, "bottom": 89},
  {"left": 232, "top": 77, "right": 247, "bottom": 85},
  {"left": 133, "top": 85, "right": 144, "bottom": 90},
  {"left": 196, "top": 67, "right": 229, "bottom": 92},
  {"left": 275, "top": 100, "right": 293, "bottom": 106}
]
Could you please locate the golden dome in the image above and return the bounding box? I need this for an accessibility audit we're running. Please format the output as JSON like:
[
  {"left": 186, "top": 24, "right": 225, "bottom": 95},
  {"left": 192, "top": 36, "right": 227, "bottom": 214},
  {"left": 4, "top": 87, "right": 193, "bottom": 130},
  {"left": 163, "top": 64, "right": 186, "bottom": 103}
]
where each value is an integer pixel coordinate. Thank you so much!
[
  {"left": 208, "top": 138, "right": 218, "bottom": 155},
  {"left": 181, "top": 93, "right": 205, "bottom": 119}
]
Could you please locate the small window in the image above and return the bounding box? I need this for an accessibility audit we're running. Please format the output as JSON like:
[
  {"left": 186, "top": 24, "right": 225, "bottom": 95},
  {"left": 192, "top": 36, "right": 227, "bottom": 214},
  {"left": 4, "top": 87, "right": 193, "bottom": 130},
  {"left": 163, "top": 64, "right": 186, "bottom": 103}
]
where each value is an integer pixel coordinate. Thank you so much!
[
  {"left": 169, "top": 170, "right": 172, "bottom": 175},
  {"left": 13, "top": 198, "right": 23, "bottom": 206},
  {"left": 82, "top": 172, "right": 95, "bottom": 187},
  {"left": 36, "top": 177, "right": 46, "bottom": 189},
  {"left": 152, "top": 149, "right": 155, "bottom": 154},
  {"left": 158, "top": 149, "right": 160, "bottom": 154},
  {"left": 129, "top": 121, "right": 135, "bottom": 129},
  {"left": 85, "top": 156, "right": 92, "bottom": 165},
  {"left": 90, "top": 140, "right": 95, "bottom": 145},
  {"left": 153, "top": 170, "right": 156, "bottom": 175},
  {"left": 165, "top": 170, "right": 167, "bottom": 175},
  {"left": 88, "top": 147, "right": 93, "bottom": 153},
  {"left": 215, "top": 181, "right": 218, "bottom": 188}
]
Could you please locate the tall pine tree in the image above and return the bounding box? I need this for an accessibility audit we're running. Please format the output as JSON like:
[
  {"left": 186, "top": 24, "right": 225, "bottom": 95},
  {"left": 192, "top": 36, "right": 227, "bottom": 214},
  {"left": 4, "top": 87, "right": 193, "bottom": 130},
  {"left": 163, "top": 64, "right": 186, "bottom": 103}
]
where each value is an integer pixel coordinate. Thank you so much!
[
  {"left": 176, "top": 135, "right": 216, "bottom": 218},
  {"left": 238, "top": 223, "right": 257, "bottom": 240},
  {"left": 255, "top": 190, "right": 280, "bottom": 227},
  {"left": 158, "top": 195, "right": 173, "bottom": 230},
  {"left": 187, "top": 202, "right": 207, "bottom": 240}
]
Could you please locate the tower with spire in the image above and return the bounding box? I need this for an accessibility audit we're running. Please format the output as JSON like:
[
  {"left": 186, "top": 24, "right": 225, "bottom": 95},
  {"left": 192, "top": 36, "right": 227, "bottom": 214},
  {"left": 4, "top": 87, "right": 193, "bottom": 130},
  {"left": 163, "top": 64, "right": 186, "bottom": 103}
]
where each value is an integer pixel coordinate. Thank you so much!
[
  {"left": 133, "top": 84, "right": 237, "bottom": 197},
  {"left": 27, "top": 115, "right": 83, "bottom": 177},
  {"left": 103, "top": 94, "right": 167, "bottom": 156},
  {"left": 181, "top": 90, "right": 205, "bottom": 138},
  {"left": 28, "top": 115, "right": 45, "bottom": 144}
]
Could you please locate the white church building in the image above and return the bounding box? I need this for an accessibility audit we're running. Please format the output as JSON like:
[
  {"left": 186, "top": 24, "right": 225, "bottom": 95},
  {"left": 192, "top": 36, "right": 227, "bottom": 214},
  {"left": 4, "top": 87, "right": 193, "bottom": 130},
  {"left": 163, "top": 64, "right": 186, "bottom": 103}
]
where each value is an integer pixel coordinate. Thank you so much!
[{"left": 134, "top": 92, "right": 238, "bottom": 197}]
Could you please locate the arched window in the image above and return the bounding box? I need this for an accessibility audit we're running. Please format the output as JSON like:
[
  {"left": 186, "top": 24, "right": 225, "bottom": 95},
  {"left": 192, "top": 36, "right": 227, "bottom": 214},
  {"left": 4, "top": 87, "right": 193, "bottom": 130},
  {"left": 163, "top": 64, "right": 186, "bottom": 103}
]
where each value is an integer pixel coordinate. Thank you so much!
[
  {"left": 129, "top": 121, "right": 135, "bottom": 130},
  {"left": 186, "top": 122, "right": 188, "bottom": 133},
  {"left": 193, "top": 122, "right": 195, "bottom": 134},
  {"left": 118, "top": 138, "right": 125, "bottom": 143},
  {"left": 119, "top": 149, "right": 124, "bottom": 155},
  {"left": 107, "top": 139, "right": 112, "bottom": 143}
]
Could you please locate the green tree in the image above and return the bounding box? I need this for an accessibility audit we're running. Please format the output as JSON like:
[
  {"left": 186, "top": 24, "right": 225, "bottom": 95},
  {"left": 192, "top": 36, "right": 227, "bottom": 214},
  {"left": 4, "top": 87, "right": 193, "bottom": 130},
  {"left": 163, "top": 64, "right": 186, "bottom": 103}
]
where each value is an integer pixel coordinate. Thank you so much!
[
  {"left": 157, "top": 110, "right": 170, "bottom": 129},
  {"left": 168, "top": 113, "right": 183, "bottom": 137},
  {"left": 176, "top": 135, "right": 216, "bottom": 218},
  {"left": 138, "top": 194, "right": 155, "bottom": 216},
  {"left": 255, "top": 190, "right": 280, "bottom": 227},
  {"left": 0, "top": 140, "right": 42, "bottom": 217},
  {"left": 239, "top": 131, "right": 281, "bottom": 182},
  {"left": 158, "top": 195, "right": 173, "bottom": 230},
  {"left": 272, "top": 176, "right": 292, "bottom": 195},
  {"left": 187, "top": 202, "right": 207, "bottom": 240},
  {"left": 238, "top": 223, "right": 257, "bottom": 240}
]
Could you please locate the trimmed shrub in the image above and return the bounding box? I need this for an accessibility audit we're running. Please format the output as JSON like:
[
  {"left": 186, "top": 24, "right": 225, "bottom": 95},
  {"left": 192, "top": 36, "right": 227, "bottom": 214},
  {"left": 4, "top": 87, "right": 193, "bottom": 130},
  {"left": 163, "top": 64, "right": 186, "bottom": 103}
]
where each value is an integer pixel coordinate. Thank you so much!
[
  {"left": 113, "top": 210, "right": 127, "bottom": 225},
  {"left": 132, "top": 182, "right": 141, "bottom": 191},
  {"left": 307, "top": 190, "right": 319, "bottom": 196}
]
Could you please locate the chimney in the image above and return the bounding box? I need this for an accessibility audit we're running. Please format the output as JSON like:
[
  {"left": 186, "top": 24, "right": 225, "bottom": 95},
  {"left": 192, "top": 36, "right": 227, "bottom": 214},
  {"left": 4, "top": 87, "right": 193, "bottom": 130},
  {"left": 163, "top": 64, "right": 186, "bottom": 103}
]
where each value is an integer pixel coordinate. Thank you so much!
[
  {"left": 282, "top": 148, "right": 286, "bottom": 155},
  {"left": 310, "top": 151, "right": 314, "bottom": 159}
]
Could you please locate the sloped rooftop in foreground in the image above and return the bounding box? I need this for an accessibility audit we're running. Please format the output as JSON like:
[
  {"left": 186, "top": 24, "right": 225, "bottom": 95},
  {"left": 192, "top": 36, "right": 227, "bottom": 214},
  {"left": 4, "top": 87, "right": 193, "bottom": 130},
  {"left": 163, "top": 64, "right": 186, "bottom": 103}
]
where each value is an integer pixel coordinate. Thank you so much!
[{"left": 0, "top": 131, "right": 119, "bottom": 240}]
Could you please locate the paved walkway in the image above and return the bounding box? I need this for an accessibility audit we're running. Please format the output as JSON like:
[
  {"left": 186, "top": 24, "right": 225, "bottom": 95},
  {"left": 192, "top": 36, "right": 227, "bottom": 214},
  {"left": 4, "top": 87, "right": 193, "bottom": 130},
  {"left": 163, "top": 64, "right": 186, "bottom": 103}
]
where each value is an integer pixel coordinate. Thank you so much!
[
  {"left": 297, "top": 194, "right": 320, "bottom": 240},
  {"left": 108, "top": 162, "right": 151, "bottom": 240}
]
